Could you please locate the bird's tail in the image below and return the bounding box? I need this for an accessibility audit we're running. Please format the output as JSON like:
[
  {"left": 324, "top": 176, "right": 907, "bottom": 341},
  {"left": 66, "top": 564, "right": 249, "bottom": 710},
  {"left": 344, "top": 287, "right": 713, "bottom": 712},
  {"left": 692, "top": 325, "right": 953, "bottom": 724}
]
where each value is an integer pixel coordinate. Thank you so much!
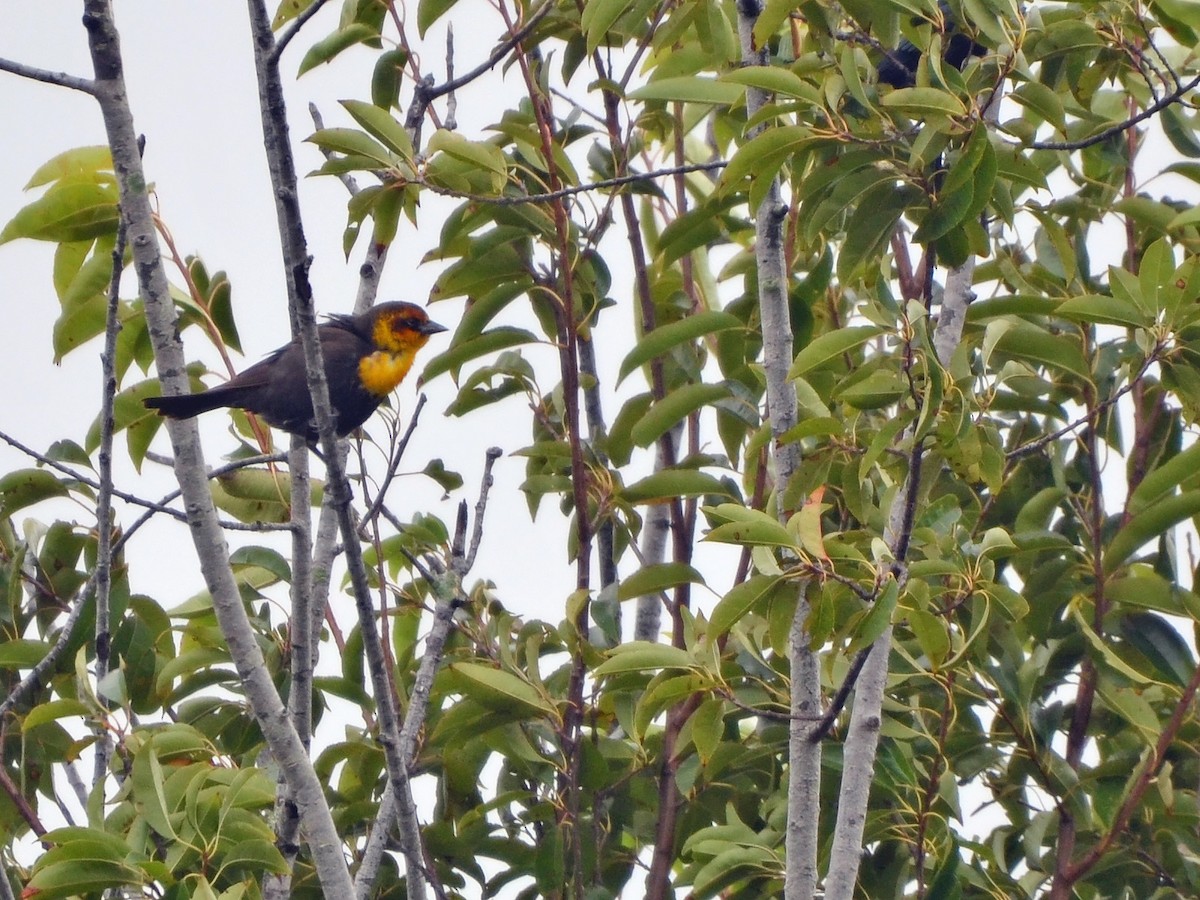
[{"left": 144, "top": 386, "right": 248, "bottom": 420}]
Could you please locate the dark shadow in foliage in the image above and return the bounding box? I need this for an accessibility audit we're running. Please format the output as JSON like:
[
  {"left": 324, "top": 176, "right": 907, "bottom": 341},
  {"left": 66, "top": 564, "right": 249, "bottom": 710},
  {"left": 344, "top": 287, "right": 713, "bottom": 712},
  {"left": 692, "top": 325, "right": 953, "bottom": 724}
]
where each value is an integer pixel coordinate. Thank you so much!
[{"left": 876, "top": 0, "right": 987, "bottom": 87}]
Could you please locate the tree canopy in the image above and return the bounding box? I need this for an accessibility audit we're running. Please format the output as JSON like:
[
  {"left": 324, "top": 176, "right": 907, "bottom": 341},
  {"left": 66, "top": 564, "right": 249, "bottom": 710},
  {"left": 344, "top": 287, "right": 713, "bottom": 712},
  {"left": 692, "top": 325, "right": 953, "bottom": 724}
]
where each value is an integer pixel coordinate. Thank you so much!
[{"left": 3, "top": 0, "right": 1200, "bottom": 898}]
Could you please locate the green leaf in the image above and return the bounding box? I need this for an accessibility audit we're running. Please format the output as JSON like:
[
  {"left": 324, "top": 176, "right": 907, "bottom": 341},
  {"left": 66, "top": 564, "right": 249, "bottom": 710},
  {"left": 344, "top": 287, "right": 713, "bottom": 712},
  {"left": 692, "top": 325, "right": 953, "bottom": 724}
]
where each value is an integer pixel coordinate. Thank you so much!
[
  {"left": 705, "top": 509, "right": 797, "bottom": 549},
  {"left": 25, "top": 146, "right": 113, "bottom": 189},
  {"left": 230, "top": 545, "right": 292, "bottom": 586},
  {"left": 880, "top": 86, "right": 966, "bottom": 118},
  {"left": 848, "top": 578, "right": 899, "bottom": 653},
  {"left": 216, "top": 838, "right": 289, "bottom": 877},
  {"left": 131, "top": 737, "right": 179, "bottom": 840},
  {"left": 719, "top": 124, "right": 814, "bottom": 190},
  {"left": 449, "top": 662, "right": 558, "bottom": 717},
  {"left": 788, "top": 326, "right": 885, "bottom": 378},
  {"left": 616, "top": 563, "right": 706, "bottom": 601},
  {"left": 1153, "top": 0, "right": 1200, "bottom": 31},
  {"left": 422, "top": 327, "right": 539, "bottom": 382},
  {"left": 210, "top": 468, "right": 297, "bottom": 525},
  {"left": 838, "top": 183, "right": 921, "bottom": 279},
  {"left": 753, "top": 0, "right": 802, "bottom": 46},
  {"left": 1071, "top": 605, "right": 1156, "bottom": 684},
  {"left": 710, "top": 574, "right": 786, "bottom": 636},
  {"left": 427, "top": 129, "right": 506, "bottom": 184},
  {"left": 0, "top": 468, "right": 69, "bottom": 517},
  {"left": 307, "top": 127, "right": 396, "bottom": 168},
  {"left": 1056, "top": 293, "right": 1149, "bottom": 328},
  {"left": 1106, "top": 491, "right": 1200, "bottom": 574},
  {"left": 298, "top": 23, "right": 378, "bottom": 75},
  {"left": 618, "top": 311, "right": 743, "bottom": 384},
  {"left": 581, "top": 0, "right": 633, "bottom": 54},
  {"left": 370, "top": 48, "right": 408, "bottom": 109},
  {"left": 272, "top": 0, "right": 318, "bottom": 28},
  {"left": 1128, "top": 441, "right": 1200, "bottom": 514},
  {"left": 1011, "top": 81, "right": 1066, "bottom": 131},
  {"left": 0, "top": 639, "right": 51, "bottom": 669},
  {"left": 1121, "top": 612, "right": 1196, "bottom": 686},
  {"left": 417, "top": 0, "right": 460, "bottom": 36},
  {"left": 627, "top": 76, "right": 745, "bottom": 105},
  {"left": 631, "top": 382, "right": 730, "bottom": 447},
  {"left": 0, "top": 181, "right": 119, "bottom": 245},
  {"left": 593, "top": 641, "right": 694, "bottom": 676},
  {"left": 25, "top": 858, "right": 144, "bottom": 899},
  {"left": 991, "top": 324, "right": 1090, "bottom": 380},
  {"left": 621, "top": 469, "right": 732, "bottom": 503},
  {"left": 23, "top": 699, "right": 89, "bottom": 731},
  {"left": 689, "top": 697, "right": 724, "bottom": 763},
  {"left": 721, "top": 65, "right": 817, "bottom": 100},
  {"left": 341, "top": 99, "right": 414, "bottom": 159},
  {"left": 607, "top": 392, "right": 653, "bottom": 467}
]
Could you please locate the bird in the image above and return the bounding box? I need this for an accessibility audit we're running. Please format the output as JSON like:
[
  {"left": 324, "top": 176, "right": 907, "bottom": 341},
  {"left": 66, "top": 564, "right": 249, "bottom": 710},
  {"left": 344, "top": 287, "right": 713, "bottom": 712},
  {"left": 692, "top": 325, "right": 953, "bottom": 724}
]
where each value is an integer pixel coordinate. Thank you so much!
[
  {"left": 144, "top": 301, "right": 446, "bottom": 442},
  {"left": 876, "top": 0, "right": 986, "bottom": 88}
]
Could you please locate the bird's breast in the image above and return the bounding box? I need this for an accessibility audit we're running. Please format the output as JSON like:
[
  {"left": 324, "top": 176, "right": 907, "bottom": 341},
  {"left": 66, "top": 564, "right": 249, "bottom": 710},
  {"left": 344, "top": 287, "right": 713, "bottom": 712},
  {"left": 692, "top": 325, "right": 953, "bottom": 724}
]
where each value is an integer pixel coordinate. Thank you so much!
[{"left": 358, "top": 350, "right": 416, "bottom": 397}]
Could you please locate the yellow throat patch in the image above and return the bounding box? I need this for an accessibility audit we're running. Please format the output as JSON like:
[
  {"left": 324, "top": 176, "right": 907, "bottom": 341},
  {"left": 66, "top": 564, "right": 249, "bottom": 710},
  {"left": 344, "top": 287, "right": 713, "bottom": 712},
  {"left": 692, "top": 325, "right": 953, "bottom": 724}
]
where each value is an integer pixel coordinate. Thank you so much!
[
  {"left": 358, "top": 350, "right": 417, "bottom": 398},
  {"left": 357, "top": 312, "right": 431, "bottom": 397}
]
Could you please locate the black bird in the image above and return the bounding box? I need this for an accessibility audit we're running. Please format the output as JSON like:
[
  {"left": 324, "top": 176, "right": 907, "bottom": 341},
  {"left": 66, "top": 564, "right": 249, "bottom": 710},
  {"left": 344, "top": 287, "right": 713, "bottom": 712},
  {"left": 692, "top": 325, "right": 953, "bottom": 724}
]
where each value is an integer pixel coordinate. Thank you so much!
[
  {"left": 145, "top": 302, "right": 445, "bottom": 442},
  {"left": 876, "top": 0, "right": 987, "bottom": 88}
]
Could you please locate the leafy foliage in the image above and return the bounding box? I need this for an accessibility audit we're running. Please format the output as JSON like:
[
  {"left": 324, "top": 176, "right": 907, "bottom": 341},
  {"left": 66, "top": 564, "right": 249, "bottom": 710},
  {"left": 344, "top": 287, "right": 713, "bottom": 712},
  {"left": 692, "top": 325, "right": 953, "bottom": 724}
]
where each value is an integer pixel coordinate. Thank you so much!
[{"left": 4, "top": 0, "right": 1200, "bottom": 898}]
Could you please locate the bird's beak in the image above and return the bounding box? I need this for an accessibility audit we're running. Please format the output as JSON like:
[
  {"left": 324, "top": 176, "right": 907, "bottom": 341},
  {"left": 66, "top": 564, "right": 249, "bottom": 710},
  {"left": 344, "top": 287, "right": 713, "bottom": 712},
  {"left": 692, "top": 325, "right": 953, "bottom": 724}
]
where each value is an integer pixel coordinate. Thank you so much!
[{"left": 420, "top": 319, "right": 448, "bottom": 336}]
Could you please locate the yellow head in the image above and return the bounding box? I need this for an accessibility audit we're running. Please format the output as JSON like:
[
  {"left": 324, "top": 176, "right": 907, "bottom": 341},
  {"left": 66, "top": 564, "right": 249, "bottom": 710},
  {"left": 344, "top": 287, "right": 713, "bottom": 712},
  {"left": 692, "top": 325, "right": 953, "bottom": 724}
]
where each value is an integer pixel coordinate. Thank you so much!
[{"left": 358, "top": 302, "right": 446, "bottom": 397}]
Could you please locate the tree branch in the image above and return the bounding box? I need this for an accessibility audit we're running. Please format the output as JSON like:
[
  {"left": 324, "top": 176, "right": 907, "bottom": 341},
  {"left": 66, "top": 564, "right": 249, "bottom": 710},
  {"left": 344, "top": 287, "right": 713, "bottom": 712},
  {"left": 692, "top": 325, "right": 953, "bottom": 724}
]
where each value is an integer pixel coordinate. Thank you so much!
[
  {"left": 90, "top": 189, "right": 128, "bottom": 787},
  {"left": 422, "top": 160, "right": 727, "bottom": 206},
  {"left": 356, "top": 449, "right": 500, "bottom": 898},
  {"left": 0, "top": 56, "right": 95, "bottom": 93},
  {"left": 81, "top": 2, "right": 355, "bottom": 893},
  {"left": 269, "top": 0, "right": 331, "bottom": 63},
  {"left": 246, "top": 1, "right": 425, "bottom": 894},
  {"left": 1029, "top": 73, "right": 1200, "bottom": 151},
  {"left": 733, "top": 6, "right": 821, "bottom": 900}
]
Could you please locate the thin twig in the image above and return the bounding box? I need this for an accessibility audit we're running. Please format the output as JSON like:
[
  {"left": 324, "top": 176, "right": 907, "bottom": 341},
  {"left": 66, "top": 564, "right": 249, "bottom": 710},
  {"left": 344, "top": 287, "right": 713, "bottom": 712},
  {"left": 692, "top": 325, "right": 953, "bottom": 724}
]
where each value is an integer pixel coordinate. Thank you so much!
[
  {"left": 0, "top": 430, "right": 289, "bottom": 530},
  {"left": 357, "top": 448, "right": 499, "bottom": 898},
  {"left": 808, "top": 646, "right": 872, "bottom": 743},
  {"left": 0, "top": 56, "right": 96, "bottom": 93},
  {"left": 359, "top": 394, "right": 428, "bottom": 529},
  {"left": 247, "top": 1, "right": 427, "bottom": 892},
  {"left": 444, "top": 24, "right": 457, "bottom": 131},
  {"left": 420, "top": 159, "right": 727, "bottom": 205},
  {"left": 1006, "top": 350, "right": 1158, "bottom": 461},
  {"left": 423, "top": 0, "right": 554, "bottom": 102},
  {"left": 270, "top": 0, "right": 333, "bottom": 63},
  {"left": 1029, "top": 73, "right": 1200, "bottom": 151},
  {"left": 462, "top": 447, "right": 501, "bottom": 574},
  {"left": 0, "top": 766, "right": 45, "bottom": 839}
]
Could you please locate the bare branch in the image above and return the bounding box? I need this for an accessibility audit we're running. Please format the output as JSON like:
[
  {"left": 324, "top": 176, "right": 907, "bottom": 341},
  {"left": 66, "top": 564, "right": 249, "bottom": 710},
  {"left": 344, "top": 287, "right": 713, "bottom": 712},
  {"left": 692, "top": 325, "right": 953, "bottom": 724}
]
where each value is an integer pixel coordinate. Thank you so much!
[
  {"left": 270, "top": 0, "right": 332, "bottom": 63},
  {"left": 423, "top": 0, "right": 554, "bottom": 102},
  {"left": 0, "top": 429, "right": 289, "bottom": 530},
  {"left": 359, "top": 394, "right": 428, "bottom": 529},
  {"left": 422, "top": 159, "right": 728, "bottom": 206},
  {"left": 358, "top": 447, "right": 499, "bottom": 897},
  {"left": 77, "top": 0, "right": 354, "bottom": 888},
  {"left": 462, "top": 446, "right": 502, "bottom": 574},
  {"left": 0, "top": 56, "right": 95, "bottom": 93}
]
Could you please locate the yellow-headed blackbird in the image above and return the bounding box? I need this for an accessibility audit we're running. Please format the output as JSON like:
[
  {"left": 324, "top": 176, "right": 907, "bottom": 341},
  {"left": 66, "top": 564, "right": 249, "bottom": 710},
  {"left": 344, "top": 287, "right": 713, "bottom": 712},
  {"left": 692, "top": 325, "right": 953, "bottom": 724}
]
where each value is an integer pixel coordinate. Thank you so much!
[{"left": 144, "top": 301, "right": 445, "bottom": 441}]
